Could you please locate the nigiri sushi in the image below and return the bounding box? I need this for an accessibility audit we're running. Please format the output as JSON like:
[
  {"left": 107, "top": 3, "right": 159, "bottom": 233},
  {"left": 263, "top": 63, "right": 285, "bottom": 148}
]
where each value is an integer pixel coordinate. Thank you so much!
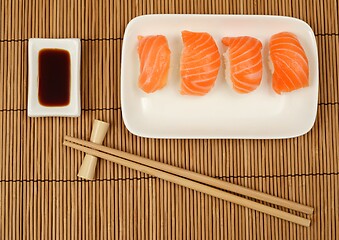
[
  {"left": 137, "top": 35, "right": 171, "bottom": 93},
  {"left": 180, "top": 31, "right": 221, "bottom": 96},
  {"left": 222, "top": 36, "right": 263, "bottom": 93},
  {"left": 269, "top": 32, "right": 309, "bottom": 94}
]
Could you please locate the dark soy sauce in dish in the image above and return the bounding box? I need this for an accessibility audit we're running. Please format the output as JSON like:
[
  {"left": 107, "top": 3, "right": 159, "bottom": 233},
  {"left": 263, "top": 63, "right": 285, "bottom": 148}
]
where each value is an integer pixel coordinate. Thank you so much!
[{"left": 38, "top": 48, "right": 70, "bottom": 106}]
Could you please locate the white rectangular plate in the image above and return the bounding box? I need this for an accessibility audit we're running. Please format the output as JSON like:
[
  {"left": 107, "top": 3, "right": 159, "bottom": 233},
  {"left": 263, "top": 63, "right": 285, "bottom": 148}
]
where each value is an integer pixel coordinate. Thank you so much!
[{"left": 121, "top": 14, "right": 318, "bottom": 139}]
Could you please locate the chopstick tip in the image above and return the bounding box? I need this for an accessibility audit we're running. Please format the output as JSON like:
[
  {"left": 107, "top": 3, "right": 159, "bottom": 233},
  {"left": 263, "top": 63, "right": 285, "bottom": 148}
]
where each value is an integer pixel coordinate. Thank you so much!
[{"left": 63, "top": 140, "right": 71, "bottom": 147}]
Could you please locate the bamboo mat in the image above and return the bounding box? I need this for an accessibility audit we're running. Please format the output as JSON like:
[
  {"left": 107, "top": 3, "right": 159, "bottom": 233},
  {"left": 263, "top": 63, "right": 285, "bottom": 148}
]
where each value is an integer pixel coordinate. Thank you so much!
[{"left": 0, "top": 0, "right": 338, "bottom": 239}]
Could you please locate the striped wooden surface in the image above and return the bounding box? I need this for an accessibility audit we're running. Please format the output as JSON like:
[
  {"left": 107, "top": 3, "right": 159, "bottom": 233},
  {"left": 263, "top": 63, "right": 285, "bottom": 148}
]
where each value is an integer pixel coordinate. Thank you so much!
[{"left": 0, "top": 0, "right": 338, "bottom": 239}]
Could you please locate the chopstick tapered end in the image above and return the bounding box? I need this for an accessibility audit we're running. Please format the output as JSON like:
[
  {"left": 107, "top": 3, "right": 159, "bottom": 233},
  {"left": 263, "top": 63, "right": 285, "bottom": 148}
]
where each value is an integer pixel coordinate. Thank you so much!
[
  {"left": 64, "top": 135, "right": 72, "bottom": 142},
  {"left": 304, "top": 219, "right": 311, "bottom": 227}
]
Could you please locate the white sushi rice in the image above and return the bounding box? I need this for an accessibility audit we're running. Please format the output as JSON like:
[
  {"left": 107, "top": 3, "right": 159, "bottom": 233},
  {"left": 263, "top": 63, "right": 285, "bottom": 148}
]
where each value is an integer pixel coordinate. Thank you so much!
[
  {"left": 267, "top": 53, "right": 275, "bottom": 89},
  {"left": 222, "top": 50, "right": 233, "bottom": 88},
  {"left": 268, "top": 54, "right": 274, "bottom": 74}
]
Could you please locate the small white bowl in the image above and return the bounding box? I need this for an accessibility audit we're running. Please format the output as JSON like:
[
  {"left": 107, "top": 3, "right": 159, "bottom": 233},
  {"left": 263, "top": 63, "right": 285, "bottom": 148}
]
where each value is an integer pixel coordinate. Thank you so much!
[{"left": 28, "top": 38, "right": 81, "bottom": 117}]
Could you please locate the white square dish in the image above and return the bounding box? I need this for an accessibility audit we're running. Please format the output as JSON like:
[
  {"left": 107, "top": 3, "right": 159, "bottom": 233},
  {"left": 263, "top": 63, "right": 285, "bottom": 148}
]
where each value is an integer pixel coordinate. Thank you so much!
[
  {"left": 121, "top": 14, "right": 318, "bottom": 139},
  {"left": 28, "top": 38, "right": 81, "bottom": 117}
]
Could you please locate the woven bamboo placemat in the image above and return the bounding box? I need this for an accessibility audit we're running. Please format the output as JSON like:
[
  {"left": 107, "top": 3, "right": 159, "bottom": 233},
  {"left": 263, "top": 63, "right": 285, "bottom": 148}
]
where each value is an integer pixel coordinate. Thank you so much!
[{"left": 0, "top": 0, "right": 338, "bottom": 239}]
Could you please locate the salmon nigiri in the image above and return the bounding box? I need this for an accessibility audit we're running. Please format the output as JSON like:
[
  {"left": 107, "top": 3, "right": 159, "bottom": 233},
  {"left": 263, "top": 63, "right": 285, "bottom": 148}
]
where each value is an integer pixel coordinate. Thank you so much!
[
  {"left": 269, "top": 32, "right": 309, "bottom": 94},
  {"left": 138, "top": 35, "right": 171, "bottom": 93},
  {"left": 180, "top": 31, "right": 221, "bottom": 96},
  {"left": 222, "top": 36, "right": 263, "bottom": 93}
]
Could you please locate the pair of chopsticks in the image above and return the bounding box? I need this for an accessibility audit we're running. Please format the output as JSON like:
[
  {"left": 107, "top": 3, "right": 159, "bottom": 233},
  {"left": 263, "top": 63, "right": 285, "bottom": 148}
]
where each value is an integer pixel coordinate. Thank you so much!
[{"left": 63, "top": 136, "right": 313, "bottom": 227}]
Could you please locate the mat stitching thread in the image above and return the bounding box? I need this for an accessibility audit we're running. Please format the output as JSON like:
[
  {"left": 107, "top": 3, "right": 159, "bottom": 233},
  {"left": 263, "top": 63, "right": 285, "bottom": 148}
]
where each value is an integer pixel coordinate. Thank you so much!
[
  {"left": 0, "top": 107, "right": 122, "bottom": 112},
  {"left": 0, "top": 37, "right": 123, "bottom": 43},
  {"left": 1, "top": 171, "right": 338, "bottom": 183},
  {"left": 83, "top": 107, "right": 121, "bottom": 111},
  {"left": 82, "top": 37, "right": 123, "bottom": 41},
  {"left": 318, "top": 102, "right": 339, "bottom": 106},
  {"left": 0, "top": 33, "right": 338, "bottom": 43},
  {"left": 316, "top": 33, "right": 339, "bottom": 36},
  {"left": 0, "top": 102, "right": 338, "bottom": 112}
]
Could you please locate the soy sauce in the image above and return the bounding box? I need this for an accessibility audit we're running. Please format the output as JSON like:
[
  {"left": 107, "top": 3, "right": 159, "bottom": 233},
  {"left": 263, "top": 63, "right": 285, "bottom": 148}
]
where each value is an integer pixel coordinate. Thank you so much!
[{"left": 38, "top": 48, "right": 70, "bottom": 106}]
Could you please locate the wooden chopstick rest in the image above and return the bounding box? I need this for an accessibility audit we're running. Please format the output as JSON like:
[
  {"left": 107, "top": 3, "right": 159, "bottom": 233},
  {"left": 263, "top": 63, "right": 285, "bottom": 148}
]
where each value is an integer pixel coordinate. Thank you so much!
[{"left": 77, "top": 119, "right": 109, "bottom": 180}]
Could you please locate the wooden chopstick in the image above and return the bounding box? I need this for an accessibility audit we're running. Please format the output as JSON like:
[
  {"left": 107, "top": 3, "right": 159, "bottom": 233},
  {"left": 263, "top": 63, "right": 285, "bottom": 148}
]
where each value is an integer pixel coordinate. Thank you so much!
[
  {"left": 64, "top": 135, "right": 313, "bottom": 214},
  {"left": 63, "top": 137, "right": 311, "bottom": 227}
]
